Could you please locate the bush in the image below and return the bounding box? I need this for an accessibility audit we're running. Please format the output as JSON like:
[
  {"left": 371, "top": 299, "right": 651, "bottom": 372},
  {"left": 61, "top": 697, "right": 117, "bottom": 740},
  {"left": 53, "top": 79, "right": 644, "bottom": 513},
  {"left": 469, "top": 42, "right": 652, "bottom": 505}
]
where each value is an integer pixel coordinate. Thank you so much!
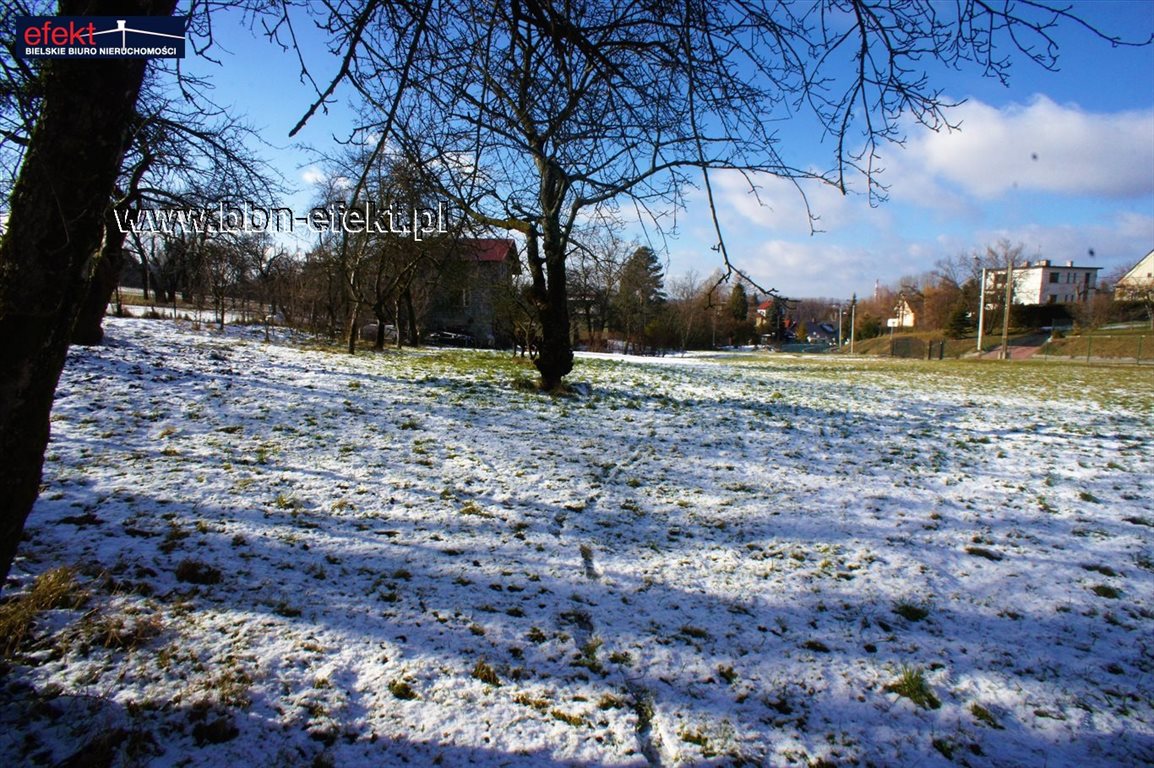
[{"left": 946, "top": 305, "right": 971, "bottom": 339}]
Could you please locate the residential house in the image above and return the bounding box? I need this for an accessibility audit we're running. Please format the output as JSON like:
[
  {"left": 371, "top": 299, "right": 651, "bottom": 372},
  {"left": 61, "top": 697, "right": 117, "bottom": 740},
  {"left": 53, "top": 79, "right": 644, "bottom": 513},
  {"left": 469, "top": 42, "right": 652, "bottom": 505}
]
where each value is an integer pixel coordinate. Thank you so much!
[
  {"left": 754, "top": 299, "right": 774, "bottom": 328},
  {"left": 755, "top": 297, "right": 799, "bottom": 342},
  {"left": 889, "top": 296, "right": 916, "bottom": 328},
  {"left": 1114, "top": 250, "right": 1154, "bottom": 301},
  {"left": 984, "top": 259, "right": 1100, "bottom": 305},
  {"left": 425, "top": 238, "right": 520, "bottom": 346}
]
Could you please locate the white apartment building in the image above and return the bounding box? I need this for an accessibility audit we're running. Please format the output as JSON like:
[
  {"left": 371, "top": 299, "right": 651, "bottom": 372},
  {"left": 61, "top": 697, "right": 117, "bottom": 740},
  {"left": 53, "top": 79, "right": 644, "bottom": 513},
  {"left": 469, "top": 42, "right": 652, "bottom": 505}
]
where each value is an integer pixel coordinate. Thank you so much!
[{"left": 985, "top": 259, "right": 1100, "bottom": 305}]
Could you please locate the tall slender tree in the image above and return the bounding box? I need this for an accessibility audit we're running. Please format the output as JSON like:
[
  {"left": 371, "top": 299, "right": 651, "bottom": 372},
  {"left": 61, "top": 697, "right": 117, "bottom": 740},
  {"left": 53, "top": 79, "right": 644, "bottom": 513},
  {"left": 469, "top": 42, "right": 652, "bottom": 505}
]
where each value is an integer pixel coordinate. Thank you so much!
[{"left": 615, "top": 246, "right": 666, "bottom": 354}]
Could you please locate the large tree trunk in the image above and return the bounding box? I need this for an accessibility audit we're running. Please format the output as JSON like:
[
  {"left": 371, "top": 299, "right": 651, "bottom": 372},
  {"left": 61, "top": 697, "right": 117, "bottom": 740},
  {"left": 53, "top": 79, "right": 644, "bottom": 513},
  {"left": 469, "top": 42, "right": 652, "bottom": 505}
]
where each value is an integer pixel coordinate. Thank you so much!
[
  {"left": 72, "top": 209, "right": 129, "bottom": 346},
  {"left": 536, "top": 257, "right": 573, "bottom": 389},
  {"left": 373, "top": 303, "right": 388, "bottom": 350},
  {"left": 345, "top": 303, "right": 358, "bottom": 354},
  {"left": 527, "top": 226, "right": 573, "bottom": 391},
  {"left": 528, "top": 159, "right": 574, "bottom": 391},
  {"left": 394, "top": 296, "right": 404, "bottom": 349},
  {"left": 141, "top": 237, "right": 152, "bottom": 302},
  {"left": 0, "top": 0, "right": 175, "bottom": 589}
]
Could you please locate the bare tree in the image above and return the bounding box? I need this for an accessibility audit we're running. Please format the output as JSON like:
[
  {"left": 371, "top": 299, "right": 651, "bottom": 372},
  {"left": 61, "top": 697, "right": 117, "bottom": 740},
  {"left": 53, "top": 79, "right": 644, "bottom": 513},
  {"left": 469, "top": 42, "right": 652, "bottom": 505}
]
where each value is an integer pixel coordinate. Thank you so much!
[
  {"left": 1, "top": 9, "right": 279, "bottom": 345},
  {"left": 0, "top": 0, "right": 1147, "bottom": 588},
  {"left": 567, "top": 219, "right": 632, "bottom": 352},
  {"left": 667, "top": 270, "right": 711, "bottom": 352},
  {"left": 0, "top": 1, "right": 42, "bottom": 201},
  {"left": 70, "top": 86, "right": 279, "bottom": 344}
]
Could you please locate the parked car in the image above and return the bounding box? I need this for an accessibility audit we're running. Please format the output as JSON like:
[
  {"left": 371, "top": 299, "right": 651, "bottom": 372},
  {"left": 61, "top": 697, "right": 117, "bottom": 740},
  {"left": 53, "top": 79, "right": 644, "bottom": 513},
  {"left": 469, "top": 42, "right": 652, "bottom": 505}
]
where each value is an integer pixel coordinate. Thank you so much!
[
  {"left": 427, "top": 330, "right": 474, "bottom": 348},
  {"left": 359, "top": 323, "right": 398, "bottom": 342}
]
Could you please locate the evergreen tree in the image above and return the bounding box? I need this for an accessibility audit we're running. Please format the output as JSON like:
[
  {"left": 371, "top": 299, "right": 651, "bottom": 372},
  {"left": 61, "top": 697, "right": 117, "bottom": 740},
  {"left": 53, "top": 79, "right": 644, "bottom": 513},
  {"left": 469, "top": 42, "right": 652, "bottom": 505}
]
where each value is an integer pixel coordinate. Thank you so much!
[
  {"left": 727, "top": 283, "right": 749, "bottom": 322},
  {"left": 614, "top": 247, "right": 665, "bottom": 353},
  {"left": 723, "top": 283, "right": 757, "bottom": 345},
  {"left": 946, "top": 304, "right": 972, "bottom": 339}
]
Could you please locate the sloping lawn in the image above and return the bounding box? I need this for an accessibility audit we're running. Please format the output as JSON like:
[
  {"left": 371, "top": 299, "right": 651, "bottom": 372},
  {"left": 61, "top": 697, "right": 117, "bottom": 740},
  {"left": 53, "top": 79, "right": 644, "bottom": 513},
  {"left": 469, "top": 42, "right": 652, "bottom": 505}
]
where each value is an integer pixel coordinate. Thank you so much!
[{"left": 2, "top": 318, "right": 1151, "bottom": 767}]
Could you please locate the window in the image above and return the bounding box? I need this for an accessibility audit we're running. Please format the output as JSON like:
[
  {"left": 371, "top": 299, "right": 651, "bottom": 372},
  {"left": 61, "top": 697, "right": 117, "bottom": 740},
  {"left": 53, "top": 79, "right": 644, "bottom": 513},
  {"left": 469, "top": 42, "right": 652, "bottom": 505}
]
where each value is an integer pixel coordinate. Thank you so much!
[
  {"left": 449, "top": 288, "right": 471, "bottom": 309},
  {"left": 1049, "top": 272, "right": 1060, "bottom": 283}
]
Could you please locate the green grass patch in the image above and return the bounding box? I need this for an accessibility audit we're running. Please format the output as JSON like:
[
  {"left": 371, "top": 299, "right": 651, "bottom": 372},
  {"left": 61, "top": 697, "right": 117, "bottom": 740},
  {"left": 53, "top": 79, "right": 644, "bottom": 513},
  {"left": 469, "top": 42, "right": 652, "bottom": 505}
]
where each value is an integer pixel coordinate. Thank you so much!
[
  {"left": 970, "top": 702, "right": 1004, "bottom": 729},
  {"left": 884, "top": 665, "right": 941, "bottom": 709}
]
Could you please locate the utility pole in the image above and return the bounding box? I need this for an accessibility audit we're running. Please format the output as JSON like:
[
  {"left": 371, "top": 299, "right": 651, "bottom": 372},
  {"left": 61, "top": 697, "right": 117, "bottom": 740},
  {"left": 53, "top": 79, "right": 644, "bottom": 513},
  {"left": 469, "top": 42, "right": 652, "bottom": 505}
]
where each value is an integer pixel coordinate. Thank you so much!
[
  {"left": 1000, "top": 256, "right": 1014, "bottom": 360},
  {"left": 849, "top": 293, "right": 857, "bottom": 355},
  {"left": 976, "top": 267, "right": 986, "bottom": 353}
]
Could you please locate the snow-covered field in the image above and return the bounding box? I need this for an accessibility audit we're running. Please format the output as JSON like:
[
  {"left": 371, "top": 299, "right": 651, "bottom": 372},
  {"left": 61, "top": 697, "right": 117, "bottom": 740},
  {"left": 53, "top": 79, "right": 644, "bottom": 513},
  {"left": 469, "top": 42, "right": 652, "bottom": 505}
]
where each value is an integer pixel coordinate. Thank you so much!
[{"left": 2, "top": 317, "right": 1152, "bottom": 767}]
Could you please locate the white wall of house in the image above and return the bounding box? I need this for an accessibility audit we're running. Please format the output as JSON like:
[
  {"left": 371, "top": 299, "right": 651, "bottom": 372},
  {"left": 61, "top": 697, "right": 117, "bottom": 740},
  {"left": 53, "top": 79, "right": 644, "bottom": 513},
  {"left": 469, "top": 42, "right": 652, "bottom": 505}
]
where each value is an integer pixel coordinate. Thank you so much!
[
  {"left": 892, "top": 298, "right": 916, "bottom": 327},
  {"left": 1116, "top": 250, "right": 1154, "bottom": 300}
]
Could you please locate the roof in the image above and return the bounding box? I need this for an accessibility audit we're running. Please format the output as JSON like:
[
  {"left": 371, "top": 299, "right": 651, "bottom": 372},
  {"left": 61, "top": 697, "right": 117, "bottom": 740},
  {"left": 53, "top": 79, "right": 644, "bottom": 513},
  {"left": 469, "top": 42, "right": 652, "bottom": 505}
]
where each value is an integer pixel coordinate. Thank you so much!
[
  {"left": 1118, "top": 250, "right": 1154, "bottom": 284},
  {"left": 462, "top": 238, "right": 517, "bottom": 263},
  {"left": 1012, "top": 261, "right": 1101, "bottom": 272}
]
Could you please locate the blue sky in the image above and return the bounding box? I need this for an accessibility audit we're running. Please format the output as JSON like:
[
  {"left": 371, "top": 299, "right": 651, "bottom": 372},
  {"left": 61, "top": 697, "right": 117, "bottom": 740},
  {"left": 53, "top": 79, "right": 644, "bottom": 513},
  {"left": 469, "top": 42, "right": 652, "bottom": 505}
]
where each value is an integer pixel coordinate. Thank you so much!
[{"left": 181, "top": 1, "right": 1154, "bottom": 300}]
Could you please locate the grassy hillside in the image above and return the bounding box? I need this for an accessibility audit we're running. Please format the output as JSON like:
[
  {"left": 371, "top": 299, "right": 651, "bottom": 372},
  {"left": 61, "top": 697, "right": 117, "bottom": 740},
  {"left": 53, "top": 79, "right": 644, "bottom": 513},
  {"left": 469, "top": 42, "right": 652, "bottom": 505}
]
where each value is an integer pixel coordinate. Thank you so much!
[{"left": 3, "top": 318, "right": 1151, "bottom": 767}]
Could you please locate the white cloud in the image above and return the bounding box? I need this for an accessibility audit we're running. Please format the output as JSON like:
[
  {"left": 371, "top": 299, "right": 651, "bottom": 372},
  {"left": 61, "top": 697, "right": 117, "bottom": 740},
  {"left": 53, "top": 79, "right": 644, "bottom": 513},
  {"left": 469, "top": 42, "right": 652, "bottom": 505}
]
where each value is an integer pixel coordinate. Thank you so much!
[
  {"left": 968, "top": 216, "right": 1154, "bottom": 272},
  {"left": 895, "top": 95, "right": 1154, "bottom": 201},
  {"left": 300, "top": 166, "right": 326, "bottom": 186},
  {"left": 1113, "top": 210, "right": 1154, "bottom": 241},
  {"left": 709, "top": 169, "right": 863, "bottom": 237},
  {"left": 709, "top": 239, "right": 888, "bottom": 300}
]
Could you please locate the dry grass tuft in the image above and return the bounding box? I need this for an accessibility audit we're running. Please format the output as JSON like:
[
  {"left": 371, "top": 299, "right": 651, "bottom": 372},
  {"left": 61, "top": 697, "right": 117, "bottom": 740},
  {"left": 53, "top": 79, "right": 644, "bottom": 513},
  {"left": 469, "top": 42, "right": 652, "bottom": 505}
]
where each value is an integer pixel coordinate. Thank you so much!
[{"left": 0, "top": 566, "right": 87, "bottom": 658}]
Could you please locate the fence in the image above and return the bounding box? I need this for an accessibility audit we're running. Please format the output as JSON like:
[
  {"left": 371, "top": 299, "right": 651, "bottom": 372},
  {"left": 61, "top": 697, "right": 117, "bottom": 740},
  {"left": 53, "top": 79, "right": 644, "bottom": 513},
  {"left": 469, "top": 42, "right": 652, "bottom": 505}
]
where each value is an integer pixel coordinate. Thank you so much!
[
  {"left": 889, "top": 338, "right": 948, "bottom": 360},
  {"left": 1039, "top": 335, "right": 1149, "bottom": 365}
]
